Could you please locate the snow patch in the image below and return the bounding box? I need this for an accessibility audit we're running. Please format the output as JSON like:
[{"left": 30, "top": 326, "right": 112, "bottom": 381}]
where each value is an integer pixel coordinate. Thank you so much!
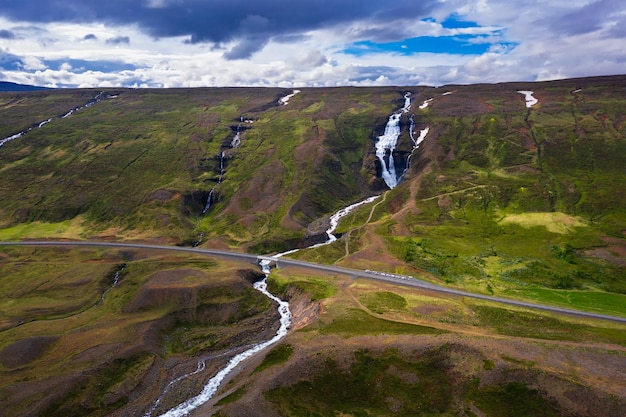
[
  {"left": 518, "top": 90, "right": 538, "bottom": 108},
  {"left": 419, "top": 98, "right": 433, "bottom": 109},
  {"left": 278, "top": 89, "right": 301, "bottom": 105}
]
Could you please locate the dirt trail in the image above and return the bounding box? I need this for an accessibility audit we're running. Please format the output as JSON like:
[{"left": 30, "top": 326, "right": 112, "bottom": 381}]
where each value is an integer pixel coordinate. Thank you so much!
[{"left": 338, "top": 191, "right": 388, "bottom": 260}]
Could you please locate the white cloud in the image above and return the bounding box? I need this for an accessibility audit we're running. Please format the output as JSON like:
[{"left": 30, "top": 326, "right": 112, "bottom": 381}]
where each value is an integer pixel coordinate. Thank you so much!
[
  {"left": 20, "top": 56, "right": 47, "bottom": 70},
  {"left": 0, "top": 0, "right": 624, "bottom": 88}
]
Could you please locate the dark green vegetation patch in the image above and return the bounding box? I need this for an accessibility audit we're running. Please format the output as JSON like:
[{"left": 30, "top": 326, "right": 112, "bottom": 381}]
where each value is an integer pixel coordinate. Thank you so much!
[
  {"left": 311, "top": 308, "right": 444, "bottom": 336},
  {"left": 253, "top": 344, "right": 294, "bottom": 374},
  {"left": 265, "top": 346, "right": 568, "bottom": 417},
  {"left": 472, "top": 305, "right": 626, "bottom": 345}
]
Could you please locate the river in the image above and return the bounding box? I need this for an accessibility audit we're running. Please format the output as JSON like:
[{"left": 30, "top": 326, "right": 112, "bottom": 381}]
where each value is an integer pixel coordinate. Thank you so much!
[
  {"left": 152, "top": 274, "right": 291, "bottom": 417},
  {"left": 152, "top": 193, "right": 380, "bottom": 416}
]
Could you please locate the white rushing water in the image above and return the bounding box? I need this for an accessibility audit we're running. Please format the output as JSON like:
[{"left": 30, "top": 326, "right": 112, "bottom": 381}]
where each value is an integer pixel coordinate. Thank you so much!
[
  {"left": 38, "top": 118, "right": 53, "bottom": 128},
  {"left": 201, "top": 119, "right": 250, "bottom": 214},
  {"left": 0, "top": 132, "right": 24, "bottom": 148},
  {"left": 100, "top": 267, "right": 123, "bottom": 304},
  {"left": 202, "top": 151, "right": 226, "bottom": 213},
  {"left": 518, "top": 90, "right": 538, "bottom": 108},
  {"left": 278, "top": 89, "right": 301, "bottom": 105},
  {"left": 309, "top": 196, "right": 380, "bottom": 248},
  {"left": 145, "top": 347, "right": 250, "bottom": 417},
  {"left": 375, "top": 92, "right": 412, "bottom": 189},
  {"left": 230, "top": 125, "right": 241, "bottom": 148},
  {"left": 155, "top": 276, "right": 291, "bottom": 417},
  {"left": 401, "top": 122, "right": 429, "bottom": 181},
  {"left": 154, "top": 193, "right": 380, "bottom": 416}
]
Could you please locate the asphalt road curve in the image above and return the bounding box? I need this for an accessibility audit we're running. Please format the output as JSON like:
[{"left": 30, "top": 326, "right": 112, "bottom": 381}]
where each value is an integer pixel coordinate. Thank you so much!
[{"left": 2, "top": 240, "right": 625, "bottom": 324}]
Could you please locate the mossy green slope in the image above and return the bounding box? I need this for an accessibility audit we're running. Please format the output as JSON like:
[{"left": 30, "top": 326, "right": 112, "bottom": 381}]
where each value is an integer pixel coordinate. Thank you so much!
[
  {"left": 364, "top": 77, "right": 626, "bottom": 303},
  {"left": 0, "top": 87, "right": 402, "bottom": 246}
]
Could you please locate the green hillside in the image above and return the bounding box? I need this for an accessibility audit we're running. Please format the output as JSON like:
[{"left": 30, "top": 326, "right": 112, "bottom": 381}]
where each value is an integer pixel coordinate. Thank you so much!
[{"left": 1, "top": 76, "right": 625, "bottom": 416}]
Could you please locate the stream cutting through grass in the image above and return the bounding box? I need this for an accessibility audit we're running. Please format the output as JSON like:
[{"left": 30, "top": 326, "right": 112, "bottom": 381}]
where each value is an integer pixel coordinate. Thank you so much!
[
  {"left": 0, "top": 91, "right": 113, "bottom": 148},
  {"left": 151, "top": 267, "right": 291, "bottom": 417},
  {"left": 152, "top": 194, "right": 384, "bottom": 416},
  {"left": 152, "top": 90, "right": 427, "bottom": 416},
  {"left": 152, "top": 195, "right": 380, "bottom": 416}
]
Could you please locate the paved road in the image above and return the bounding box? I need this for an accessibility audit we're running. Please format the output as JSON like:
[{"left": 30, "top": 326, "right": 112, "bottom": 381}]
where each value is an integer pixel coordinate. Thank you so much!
[{"left": 2, "top": 240, "right": 626, "bottom": 324}]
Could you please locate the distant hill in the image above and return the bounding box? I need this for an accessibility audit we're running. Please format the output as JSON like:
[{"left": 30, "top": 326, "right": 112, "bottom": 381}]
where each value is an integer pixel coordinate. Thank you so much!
[{"left": 0, "top": 81, "right": 51, "bottom": 91}]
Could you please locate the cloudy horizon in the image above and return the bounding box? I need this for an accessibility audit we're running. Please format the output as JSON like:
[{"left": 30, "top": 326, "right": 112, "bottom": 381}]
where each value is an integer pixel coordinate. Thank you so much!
[{"left": 0, "top": 0, "right": 625, "bottom": 88}]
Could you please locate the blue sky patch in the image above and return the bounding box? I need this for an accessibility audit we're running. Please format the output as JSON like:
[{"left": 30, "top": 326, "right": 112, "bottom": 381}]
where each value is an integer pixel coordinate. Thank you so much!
[
  {"left": 0, "top": 53, "right": 22, "bottom": 70},
  {"left": 440, "top": 15, "right": 481, "bottom": 29},
  {"left": 343, "top": 35, "right": 513, "bottom": 56}
]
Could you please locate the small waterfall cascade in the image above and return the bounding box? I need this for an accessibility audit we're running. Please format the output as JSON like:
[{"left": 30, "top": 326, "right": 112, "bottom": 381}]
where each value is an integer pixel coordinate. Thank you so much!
[
  {"left": 375, "top": 92, "right": 412, "bottom": 189},
  {"left": 202, "top": 151, "right": 226, "bottom": 214},
  {"left": 1, "top": 91, "right": 113, "bottom": 149}
]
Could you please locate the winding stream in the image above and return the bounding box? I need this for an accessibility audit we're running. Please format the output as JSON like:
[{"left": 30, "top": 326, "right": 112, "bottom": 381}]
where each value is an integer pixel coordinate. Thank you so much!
[
  {"left": 152, "top": 193, "right": 381, "bottom": 416},
  {"left": 154, "top": 273, "right": 291, "bottom": 417},
  {"left": 310, "top": 196, "right": 380, "bottom": 248},
  {"left": 150, "top": 92, "right": 421, "bottom": 416},
  {"left": 144, "top": 347, "right": 251, "bottom": 417},
  {"left": 0, "top": 91, "right": 112, "bottom": 148}
]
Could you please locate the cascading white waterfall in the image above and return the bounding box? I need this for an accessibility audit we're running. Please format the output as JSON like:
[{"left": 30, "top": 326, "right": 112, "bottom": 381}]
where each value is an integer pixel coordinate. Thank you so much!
[
  {"left": 375, "top": 92, "right": 412, "bottom": 189},
  {"left": 202, "top": 152, "right": 227, "bottom": 214},
  {"left": 230, "top": 125, "right": 241, "bottom": 148}
]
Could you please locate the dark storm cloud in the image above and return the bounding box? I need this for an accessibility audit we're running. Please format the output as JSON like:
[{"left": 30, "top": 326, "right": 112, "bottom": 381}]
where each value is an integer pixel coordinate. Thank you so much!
[
  {"left": 0, "top": 0, "right": 439, "bottom": 58},
  {"left": 0, "top": 29, "right": 16, "bottom": 39},
  {"left": 106, "top": 35, "right": 130, "bottom": 45},
  {"left": 83, "top": 33, "right": 98, "bottom": 41},
  {"left": 223, "top": 36, "right": 269, "bottom": 60}
]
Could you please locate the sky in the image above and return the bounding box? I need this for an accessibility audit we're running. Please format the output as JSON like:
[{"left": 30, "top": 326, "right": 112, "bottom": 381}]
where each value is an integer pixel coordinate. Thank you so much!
[{"left": 0, "top": 0, "right": 624, "bottom": 88}]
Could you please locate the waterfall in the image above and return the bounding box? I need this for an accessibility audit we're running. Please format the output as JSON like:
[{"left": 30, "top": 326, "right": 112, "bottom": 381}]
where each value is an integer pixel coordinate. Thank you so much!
[
  {"left": 202, "top": 152, "right": 226, "bottom": 214},
  {"left": 230, "top": 125, "right": 241, "bottom": 148},
  {"left": 375, "top": 92, "right": 412, "bottom": 189}
]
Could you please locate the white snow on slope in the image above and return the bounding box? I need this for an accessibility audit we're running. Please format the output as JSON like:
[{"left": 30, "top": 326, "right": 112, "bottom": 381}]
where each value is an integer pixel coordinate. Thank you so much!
[
  {"left": 518, "top": 90, "right": 538, "bottom": 108},
  {"left": 278, "top": 89, "right": 301, "bottom": 105},
  {"left": 419, "top": 98, "right": 433, "bottom": 109}
]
